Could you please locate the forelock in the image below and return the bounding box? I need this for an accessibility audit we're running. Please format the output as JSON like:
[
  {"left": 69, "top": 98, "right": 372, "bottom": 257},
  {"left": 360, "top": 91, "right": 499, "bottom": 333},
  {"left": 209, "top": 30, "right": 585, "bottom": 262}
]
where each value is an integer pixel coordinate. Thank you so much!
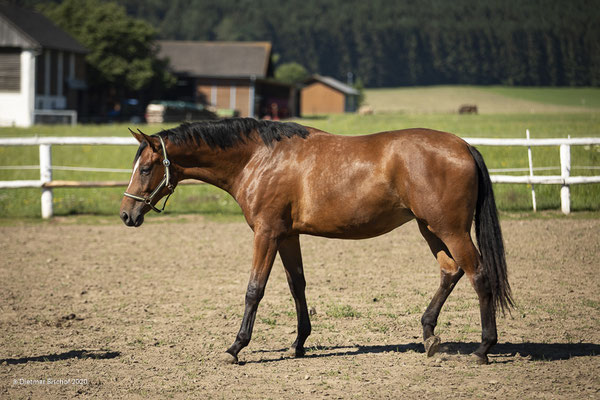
[{"left": 133, "top": 141, "right": 148, "bottom": 162}]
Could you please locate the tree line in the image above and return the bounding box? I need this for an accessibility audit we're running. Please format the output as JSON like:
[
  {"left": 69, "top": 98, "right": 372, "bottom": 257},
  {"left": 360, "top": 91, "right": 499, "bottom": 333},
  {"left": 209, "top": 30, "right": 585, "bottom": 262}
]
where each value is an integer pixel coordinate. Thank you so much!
[
  {"left": 13, "top": 0, "right": 600, "bottom": 87},
  {"left": 116, "top": 0, "right": 600, "bottom": 87}
]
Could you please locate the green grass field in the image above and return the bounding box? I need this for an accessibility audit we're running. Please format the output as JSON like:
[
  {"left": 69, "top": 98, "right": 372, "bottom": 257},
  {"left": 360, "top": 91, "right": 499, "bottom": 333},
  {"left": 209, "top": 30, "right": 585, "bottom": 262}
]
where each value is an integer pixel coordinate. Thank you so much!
[
  {"left": 482, "top": 87, "right": 600, "bottom": 109},
  {"left": 1, "top": 86, "right": 599, "bottom": 218}
]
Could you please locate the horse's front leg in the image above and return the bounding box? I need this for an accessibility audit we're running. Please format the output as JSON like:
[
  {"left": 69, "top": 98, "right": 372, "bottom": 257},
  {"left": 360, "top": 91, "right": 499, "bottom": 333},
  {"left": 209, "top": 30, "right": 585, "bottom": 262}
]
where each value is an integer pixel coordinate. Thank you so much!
[{"left": 223, "top": 230, "right": 279, "bottom": 364}]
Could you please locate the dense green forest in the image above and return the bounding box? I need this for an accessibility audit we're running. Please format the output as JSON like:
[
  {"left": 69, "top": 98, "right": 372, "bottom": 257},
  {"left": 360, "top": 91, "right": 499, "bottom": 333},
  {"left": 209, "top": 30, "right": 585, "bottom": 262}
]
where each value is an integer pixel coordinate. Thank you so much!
[{"left": 13, "top": 0, "right": 600, "bottom": 87}]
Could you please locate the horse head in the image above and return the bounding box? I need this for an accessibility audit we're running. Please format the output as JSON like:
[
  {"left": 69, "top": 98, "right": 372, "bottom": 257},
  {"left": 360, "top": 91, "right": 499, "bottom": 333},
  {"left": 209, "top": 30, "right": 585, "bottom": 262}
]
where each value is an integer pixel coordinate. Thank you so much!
[{"left": 120, "top": 129, "right": 176, "bottom": 227}]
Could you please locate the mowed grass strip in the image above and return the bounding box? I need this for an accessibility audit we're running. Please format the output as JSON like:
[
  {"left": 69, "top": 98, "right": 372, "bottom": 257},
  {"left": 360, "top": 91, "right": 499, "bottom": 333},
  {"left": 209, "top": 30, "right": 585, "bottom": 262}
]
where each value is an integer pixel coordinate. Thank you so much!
[{"left": 1, "top": 90, "right": 599, "bottom": 217}]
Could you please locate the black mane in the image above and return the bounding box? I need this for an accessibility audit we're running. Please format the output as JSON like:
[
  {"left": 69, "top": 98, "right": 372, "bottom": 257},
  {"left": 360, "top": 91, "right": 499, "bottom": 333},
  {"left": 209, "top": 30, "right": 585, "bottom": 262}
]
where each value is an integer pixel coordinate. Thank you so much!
[{"left": 155, "top": 118, "right": 310, "bottom": 150}]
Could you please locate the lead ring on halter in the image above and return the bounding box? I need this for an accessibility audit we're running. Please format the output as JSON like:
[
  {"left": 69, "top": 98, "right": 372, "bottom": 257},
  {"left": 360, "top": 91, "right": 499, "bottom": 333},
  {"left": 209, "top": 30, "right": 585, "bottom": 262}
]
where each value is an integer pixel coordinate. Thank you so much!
[{"left": 123, "top": 134, "right": 175, "bottom": 213}]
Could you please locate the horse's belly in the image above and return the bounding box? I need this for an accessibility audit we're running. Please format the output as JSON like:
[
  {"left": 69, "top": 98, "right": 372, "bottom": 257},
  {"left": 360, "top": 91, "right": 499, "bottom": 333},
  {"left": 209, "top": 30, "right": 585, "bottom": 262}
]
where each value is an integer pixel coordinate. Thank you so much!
[{"left": 293, "top": 202, "right": 414, "bottom": 239}]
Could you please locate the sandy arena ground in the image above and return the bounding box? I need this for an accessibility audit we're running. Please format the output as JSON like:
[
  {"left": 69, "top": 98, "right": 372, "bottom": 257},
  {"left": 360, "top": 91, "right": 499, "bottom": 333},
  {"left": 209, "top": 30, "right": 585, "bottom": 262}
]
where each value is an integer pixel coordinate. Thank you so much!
[{"left": 1, "top": 215, "right": 599, "bottom": 399}]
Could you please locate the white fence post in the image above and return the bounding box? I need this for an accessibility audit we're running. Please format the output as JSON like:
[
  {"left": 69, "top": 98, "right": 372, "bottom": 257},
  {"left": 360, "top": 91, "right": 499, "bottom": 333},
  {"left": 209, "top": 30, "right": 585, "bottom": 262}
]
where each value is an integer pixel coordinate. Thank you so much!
[
  {"left": 526, "top": 129, "right": 537, "bottom": 212},
  {"left": 39, "top": 144, "right": 53, "bottom": 218},
  {"left": 560, "top": 143, "right": 571, "bottom": 215}
]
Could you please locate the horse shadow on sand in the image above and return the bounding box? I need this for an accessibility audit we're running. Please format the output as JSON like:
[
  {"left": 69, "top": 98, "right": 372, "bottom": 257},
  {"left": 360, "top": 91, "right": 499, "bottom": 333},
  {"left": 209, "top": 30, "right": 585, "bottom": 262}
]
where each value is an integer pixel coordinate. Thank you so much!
[
  {"left": 245, "top": 341, "right": 600, "bottom": 365},
  {"left": 0, "top": 350, "right": 120, "bottom": 365}
]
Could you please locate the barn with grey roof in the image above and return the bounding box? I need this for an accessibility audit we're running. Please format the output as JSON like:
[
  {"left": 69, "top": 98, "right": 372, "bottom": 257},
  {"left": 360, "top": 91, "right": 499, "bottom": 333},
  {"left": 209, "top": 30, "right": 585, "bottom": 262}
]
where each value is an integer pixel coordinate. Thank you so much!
[{"left": 158, "top": 41, "right": 296, "bottom": 119}]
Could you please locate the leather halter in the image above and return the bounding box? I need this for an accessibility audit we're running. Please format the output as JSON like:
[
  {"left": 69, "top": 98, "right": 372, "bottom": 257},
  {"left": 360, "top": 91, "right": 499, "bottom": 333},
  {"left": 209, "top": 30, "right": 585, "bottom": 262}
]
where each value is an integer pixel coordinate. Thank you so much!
[{"left": 123, "top": 135, "right": 175, "bottom": 213}]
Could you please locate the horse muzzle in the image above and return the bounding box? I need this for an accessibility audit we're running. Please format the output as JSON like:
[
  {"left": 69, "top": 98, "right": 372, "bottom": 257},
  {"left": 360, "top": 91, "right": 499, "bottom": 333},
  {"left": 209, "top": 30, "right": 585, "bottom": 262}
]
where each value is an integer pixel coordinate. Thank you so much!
[{"left": 120, "top": 209, "right": 144, "bottom": 227}]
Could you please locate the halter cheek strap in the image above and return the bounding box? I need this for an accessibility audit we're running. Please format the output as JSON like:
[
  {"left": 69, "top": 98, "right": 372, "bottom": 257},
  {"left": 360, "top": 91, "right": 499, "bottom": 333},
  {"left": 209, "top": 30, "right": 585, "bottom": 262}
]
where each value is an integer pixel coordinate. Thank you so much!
[{"left": 123, "top": 135, "right": 175, "bottom": 213}]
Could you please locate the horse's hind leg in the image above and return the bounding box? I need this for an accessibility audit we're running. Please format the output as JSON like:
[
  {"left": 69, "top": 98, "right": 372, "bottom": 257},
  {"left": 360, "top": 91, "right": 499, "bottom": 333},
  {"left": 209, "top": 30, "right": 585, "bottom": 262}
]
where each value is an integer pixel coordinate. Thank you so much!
[
  {"left": 442, "top": 234, "right": 498, "bottom": 365},
  {"left": 418, "top": 221, "right": 464, "bottom": 357},
  {"left": 469, "top": 265, "right": 497, "bottom": 364},
  {"left": 278, "top": 235, "right": 311, "bottom": 357}
]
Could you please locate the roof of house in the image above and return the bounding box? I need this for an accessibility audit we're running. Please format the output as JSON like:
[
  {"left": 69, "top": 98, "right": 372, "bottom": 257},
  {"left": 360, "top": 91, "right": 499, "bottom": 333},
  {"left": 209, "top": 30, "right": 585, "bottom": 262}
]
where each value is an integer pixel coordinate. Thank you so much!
[
  {"left": 0, "top": 3, "right": 87, "bottom": 53},
  {"left": 158, "top": 41, "right": 272, "bottom": 79},
  {"left": 304, "top": 74, "right": 359, "bottom": 96}
]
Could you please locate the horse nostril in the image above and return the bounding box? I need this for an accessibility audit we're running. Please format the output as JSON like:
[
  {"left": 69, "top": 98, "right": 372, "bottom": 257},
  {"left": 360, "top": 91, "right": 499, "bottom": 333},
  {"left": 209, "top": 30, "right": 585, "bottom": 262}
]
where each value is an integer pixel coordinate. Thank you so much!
[
  {"left": 134, "top": 214, "right": 144, "bottom": 227},
  {"left": 121, "top": 211, "right": 129, "bottom": 224}
]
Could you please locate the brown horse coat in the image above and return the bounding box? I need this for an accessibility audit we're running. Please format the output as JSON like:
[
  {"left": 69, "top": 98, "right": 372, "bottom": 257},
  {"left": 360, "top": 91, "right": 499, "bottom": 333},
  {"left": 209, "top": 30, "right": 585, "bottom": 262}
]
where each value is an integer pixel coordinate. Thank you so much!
[{"left": 120, "top": 119, "right": 512, "bottom": 364}]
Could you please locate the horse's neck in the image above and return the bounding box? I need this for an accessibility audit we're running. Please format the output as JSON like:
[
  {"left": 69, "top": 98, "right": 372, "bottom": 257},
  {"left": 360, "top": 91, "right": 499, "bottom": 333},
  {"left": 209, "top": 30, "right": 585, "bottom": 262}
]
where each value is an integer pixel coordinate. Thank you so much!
[{"left": 176, "top": 144, "right": 254, "bottom": 193}]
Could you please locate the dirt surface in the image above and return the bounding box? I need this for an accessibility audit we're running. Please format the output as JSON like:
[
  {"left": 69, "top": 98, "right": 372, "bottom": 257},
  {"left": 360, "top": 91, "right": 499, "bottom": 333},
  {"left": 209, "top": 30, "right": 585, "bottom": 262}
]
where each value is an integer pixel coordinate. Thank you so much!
[{"left": 1, "top": 216, "right": 599, "bottom": 399}]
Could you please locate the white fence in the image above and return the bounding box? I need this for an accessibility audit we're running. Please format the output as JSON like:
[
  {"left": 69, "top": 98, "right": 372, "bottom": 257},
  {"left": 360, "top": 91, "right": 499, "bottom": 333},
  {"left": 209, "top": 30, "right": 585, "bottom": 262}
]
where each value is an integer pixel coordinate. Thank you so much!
[
  {"left": 464, "top": 136, "right": 600, "bottom": 214},
  {"left": 0, "top": 136, "right": 137, "bottom": 218},
  {"left": 0, "top": 135, "right": 599, "bottom": 218}
]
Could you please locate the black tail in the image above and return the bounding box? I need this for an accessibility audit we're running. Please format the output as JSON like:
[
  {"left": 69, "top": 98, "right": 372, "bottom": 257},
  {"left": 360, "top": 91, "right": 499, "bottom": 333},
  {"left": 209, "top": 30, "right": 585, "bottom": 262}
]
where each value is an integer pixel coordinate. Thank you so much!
[{"left": 468, "top": 145, "right": 514, "bottom": 314}]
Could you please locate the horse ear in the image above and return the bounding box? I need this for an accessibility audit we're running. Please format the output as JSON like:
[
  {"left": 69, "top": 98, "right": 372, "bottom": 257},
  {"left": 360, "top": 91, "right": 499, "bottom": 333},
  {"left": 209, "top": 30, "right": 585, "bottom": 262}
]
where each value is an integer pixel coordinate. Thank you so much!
[
  {"left": 129, "top": 127, "right": 145, "bottom": 144},
  {"left": 129, "top": 128, "right": 159, "bottom": 152},
  {"left": 137, "top": 129, "right": 160, "bottom": 152}
]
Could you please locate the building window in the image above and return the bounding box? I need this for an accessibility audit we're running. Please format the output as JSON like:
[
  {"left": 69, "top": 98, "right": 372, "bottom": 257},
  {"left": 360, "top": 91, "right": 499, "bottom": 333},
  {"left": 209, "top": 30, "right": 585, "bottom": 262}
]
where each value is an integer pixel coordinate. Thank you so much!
[{"left": 0, "top": 49, "right": 21, "bottom": 92}]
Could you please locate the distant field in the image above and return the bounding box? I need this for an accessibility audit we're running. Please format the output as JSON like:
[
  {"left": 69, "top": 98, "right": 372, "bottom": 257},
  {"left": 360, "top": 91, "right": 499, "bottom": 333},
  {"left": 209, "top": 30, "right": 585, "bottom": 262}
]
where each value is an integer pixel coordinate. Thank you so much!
[
  {"left": 483, "top": 87, "right": 600, "bottom": 109},
  {"left": 1, "top": 93, "right": 599, "bottom": 217},
  {"left": 365, "top": 86, "right": 600, "bottom": 114},
  {"left": 296, "top": 112, "right": 600, "bottom": 138}
]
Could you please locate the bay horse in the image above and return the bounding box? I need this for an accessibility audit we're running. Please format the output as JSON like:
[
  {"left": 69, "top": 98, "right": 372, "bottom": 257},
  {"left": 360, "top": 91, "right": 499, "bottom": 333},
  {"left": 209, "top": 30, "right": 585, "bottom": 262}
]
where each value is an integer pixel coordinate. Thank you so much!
[{"left": 120, "top": 118, "right": 513, "bottom": 365}]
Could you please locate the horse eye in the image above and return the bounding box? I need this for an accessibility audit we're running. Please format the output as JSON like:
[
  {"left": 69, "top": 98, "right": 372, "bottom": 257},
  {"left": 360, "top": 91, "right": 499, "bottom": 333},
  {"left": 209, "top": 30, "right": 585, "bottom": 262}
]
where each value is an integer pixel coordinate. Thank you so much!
[{"left": 140, "top": 166, "right": 152, "bottom": 175}]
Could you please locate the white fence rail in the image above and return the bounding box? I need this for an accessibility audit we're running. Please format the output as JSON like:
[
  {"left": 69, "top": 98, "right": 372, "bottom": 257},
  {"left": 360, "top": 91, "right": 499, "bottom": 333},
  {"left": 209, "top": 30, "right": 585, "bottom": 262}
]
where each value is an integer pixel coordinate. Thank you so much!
[{"left": 1, "top": 136, "right": 599, "bottom": 218}]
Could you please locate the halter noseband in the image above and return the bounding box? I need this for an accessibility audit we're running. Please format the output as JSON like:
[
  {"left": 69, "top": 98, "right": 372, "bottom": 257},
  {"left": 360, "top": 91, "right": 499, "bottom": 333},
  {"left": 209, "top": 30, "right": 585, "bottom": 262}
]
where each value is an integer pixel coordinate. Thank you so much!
[{"left": 124, "top": 135, "right": 175, "bottom": 213}]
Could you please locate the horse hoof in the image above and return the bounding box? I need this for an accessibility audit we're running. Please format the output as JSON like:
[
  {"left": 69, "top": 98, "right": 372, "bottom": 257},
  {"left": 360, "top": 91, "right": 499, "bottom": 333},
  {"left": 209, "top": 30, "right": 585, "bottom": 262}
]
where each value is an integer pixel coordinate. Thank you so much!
[
  {"left": 220, "top": 352, "right": 238, "bottom": 365},
  {"left": 287, "top": 346, "right": 305, "bottom": 358},
  {"left": 471, "top": 353, "right": 489, "bottom": 365},
  {"left": 424, "top": 335, "right": 441, "bottom": 357}
]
